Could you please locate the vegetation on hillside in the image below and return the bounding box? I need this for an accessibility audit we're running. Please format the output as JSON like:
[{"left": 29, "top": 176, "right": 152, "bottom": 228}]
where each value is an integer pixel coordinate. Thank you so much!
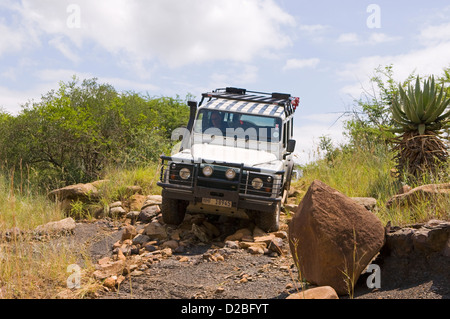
[
  {"left": 293, "top": 65, "right": 450, "bottom": 225},
  {"left": 0, "top": 77, "right": 190, "bottom": 190}
]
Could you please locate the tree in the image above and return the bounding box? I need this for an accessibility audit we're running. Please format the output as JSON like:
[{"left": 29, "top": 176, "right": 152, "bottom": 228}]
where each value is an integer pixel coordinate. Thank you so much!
[{"left": 0, "top": 77, "right": 190, "bottom": 188}]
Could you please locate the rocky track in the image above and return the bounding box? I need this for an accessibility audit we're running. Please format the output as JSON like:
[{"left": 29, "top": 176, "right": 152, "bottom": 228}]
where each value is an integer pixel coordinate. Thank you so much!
[{"left": 67, "top": 212, "right": 449, "bottom": 300}]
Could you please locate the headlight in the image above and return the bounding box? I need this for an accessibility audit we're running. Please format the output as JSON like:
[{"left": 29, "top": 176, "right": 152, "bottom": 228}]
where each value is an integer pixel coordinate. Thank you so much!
[
  {"left": 251, "top": 178, "right": 263, "bottom": 190},
  {"left": 179, "top": 168, "right": 191, "bottom": 180},
  {"left": 202, "top": 165, "right": 213, "bottom": 177},
  {"left": 225, "top": 168, "right": 236, "bottom": 180}
]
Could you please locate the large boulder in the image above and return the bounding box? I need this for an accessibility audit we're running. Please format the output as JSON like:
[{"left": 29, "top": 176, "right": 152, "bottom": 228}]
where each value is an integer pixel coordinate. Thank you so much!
[{"left": 288, "top": 180, "right": 385, "bottom": 295}]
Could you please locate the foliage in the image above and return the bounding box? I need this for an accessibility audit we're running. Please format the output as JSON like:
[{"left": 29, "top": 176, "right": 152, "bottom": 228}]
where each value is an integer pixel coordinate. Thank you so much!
[
  {"left": 297, "top": 143, "right": 397, "bottom": 202},
  {"left": 293, "top": 142, "right": 450, "bottom": 226},
  {"left": 391, "top": 76, "right": 450, "bottom": 134},
  {"left": 343, "top": 65, "right": 414, "bottom": 150},
  {"left": 0, "top": 77, "right": 190, "bottom": 189}
]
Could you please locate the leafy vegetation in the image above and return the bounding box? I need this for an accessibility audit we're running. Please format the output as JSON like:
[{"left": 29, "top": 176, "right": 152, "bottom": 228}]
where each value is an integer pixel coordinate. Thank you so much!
[
  {"left": 0, "top": 77, "right": 190, "bottom": 190},
  {"left": 0, "top": 77, "right": 190, "bottom": 298},
  {"left": 295, "top": 64, "right": 450, "bottom": 226},
  {"left": 390, "top": 76, "right": 450, "bottom": 181}
]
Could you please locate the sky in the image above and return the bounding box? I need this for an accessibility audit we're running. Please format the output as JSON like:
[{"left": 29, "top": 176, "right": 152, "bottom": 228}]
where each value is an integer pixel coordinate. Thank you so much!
[{"left": 1, "top": 0, "right": 450, "bottom": 164}]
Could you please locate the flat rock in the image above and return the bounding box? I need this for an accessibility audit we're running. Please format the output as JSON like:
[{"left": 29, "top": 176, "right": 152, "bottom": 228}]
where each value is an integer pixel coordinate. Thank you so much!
[
  {"left": 286, "top": 286, "right": 339, "bottom": 299},
  {"left": 35, "top": 217, "right": 77, "bottom": 235}
]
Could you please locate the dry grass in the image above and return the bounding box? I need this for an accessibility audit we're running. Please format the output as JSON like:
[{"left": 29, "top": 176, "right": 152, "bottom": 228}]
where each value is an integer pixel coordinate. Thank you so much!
[
  {"left": 0, "top": 171, "right": 101, "bottom": 299},
  {"left": 0, "top": 163, "right": 163, "bottom": 299},
  {"left": 292, "top": 145, "right": 450, "bottom": 226}
]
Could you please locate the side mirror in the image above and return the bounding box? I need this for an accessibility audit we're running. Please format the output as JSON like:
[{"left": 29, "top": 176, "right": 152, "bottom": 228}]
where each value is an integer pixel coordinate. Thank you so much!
[{"left": 287, "top": 139, "right": 296, "bottom": 153}]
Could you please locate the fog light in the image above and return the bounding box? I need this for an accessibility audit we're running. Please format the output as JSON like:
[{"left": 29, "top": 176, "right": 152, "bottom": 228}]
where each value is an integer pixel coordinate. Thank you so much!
[
  {"left": 179, "top": 168, "right": 191, "bottom": 180},
  {"left": 203, "top": 165, "right": 213, "bottom": 177},
  {"left": 251, "top": 178, "right": 263, "bottom": 190},
  {"left": 225, "top": 168, "right": 236, "bottom": 180}
]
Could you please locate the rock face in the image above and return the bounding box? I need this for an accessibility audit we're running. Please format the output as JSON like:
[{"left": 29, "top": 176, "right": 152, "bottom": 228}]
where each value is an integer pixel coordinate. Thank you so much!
[
  {"left": 385, "top": 219, "right": 450, "bottom": 257},
  {"left": 288, "top": 180, "right": 385, "bottom": 295}
]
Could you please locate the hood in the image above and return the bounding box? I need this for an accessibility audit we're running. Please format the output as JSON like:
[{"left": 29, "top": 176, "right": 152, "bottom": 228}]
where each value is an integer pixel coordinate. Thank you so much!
[{"left": 173, "top": 144, "right": 282, "bottom": 171}]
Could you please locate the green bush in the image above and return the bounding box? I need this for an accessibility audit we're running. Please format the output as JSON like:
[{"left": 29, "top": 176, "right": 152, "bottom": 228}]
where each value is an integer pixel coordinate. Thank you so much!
[{"left": 0, "top": 77, "right": 190, "bottom": 190}]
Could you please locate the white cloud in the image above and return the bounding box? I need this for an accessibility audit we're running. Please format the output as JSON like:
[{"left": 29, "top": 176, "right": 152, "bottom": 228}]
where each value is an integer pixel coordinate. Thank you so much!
[
  {"left": 336, "top": 33, "right": 359, "bottom": 44},
  {"left": 48, "top": 37, "right": 81, "bottom": 63},
  {"left": 13, "top": 0, "right": 295, "bottom": 68},
  {"left": 367, "top": 33, "right": 400, "bottom": 44},
  {"left": 36, "top": 69, "right": 92, "bottom": 83},
  {"left": 293, "top": 114, "right": 347, "bottom": 165},
  {"left": 299, "top": 24, "right": 329, "bottom": 33},
  {"left": 336, "top": 32, "right": 399, "bottom": 45},
  {"left": 0, "top": 84, "right": 54, "bottom": 114},
  {"left": 336, "top": 21, "right": 450, "bottom": 101},
  {"left": 419, "top": 22, "right": 450, "bottom": 46},
  {"left": 209, "top": 65, "right": 259, "bottom": 88},
  {"left": 0, "top": 23, "right": 27, "bottom": 57},
  {"left": 100, "top": 77, "right": 160, "bottom": 92},
  {"left": 283, "top": 58, "right": 320, "bottom": 70},
  {"left": 36, "top": 68, "right": 160, "bottom": 93},
  {"left": 338, "top": 42, "right": 450, "bottom": 102},
  {"left": 0, "top": 68, "right": 161, "bottom": 115}
]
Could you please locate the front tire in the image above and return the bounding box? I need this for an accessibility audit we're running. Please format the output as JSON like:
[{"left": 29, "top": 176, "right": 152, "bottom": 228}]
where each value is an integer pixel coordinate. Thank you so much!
[
  {"left": 252, "top": 202, "right": 281, "bottom": 232},
  {"left": 161, "top": 190, "right": 188, "bottom": 225}
]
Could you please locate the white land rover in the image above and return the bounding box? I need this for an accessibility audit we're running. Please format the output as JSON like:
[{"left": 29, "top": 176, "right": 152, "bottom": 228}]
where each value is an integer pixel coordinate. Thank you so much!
[{"left": 157, "top": 87, "right": 298, "bottom": 232}]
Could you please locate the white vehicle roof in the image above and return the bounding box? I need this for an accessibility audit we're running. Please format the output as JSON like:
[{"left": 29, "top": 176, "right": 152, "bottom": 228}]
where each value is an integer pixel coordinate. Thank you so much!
[{"left": 198, "top": 87, "right": 298, "bottom": 120}]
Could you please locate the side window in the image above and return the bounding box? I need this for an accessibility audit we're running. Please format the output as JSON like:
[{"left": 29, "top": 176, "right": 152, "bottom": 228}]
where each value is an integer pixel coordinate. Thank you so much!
[
  {"left": 194, "top": 112, "right": 204, "bottom": 133},
  {"left": 283, "top": 122, "right": 287, "bottom": 147}
]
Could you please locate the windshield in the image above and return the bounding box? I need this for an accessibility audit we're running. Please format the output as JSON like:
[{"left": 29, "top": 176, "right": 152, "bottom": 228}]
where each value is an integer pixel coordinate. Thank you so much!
[{"left": 193, "top": 109, "right": 282, "bottom": 143}]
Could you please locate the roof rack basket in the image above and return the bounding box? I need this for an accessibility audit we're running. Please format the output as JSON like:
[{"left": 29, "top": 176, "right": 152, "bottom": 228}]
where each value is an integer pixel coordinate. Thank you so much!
[{"left": 200, "top": 87, "right": 298, "bottom": 117}]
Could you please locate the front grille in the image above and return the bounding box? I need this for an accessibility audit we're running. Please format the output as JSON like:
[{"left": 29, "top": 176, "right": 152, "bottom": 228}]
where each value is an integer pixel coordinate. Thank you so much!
[{"left": 160, "top": 158, "right": 283, "bottom": 198}]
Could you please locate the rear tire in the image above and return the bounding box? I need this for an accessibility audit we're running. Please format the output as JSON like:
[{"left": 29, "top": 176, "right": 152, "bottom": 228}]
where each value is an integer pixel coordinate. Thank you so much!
[{"left": 161, "top": 190, "right": 188, "bottom": 225}]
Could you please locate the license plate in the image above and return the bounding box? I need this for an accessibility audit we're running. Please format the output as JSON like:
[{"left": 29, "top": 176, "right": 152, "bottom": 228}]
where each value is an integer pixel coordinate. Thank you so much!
[{"left": 202, "top": 198, "right": 232, "bottom": 208}]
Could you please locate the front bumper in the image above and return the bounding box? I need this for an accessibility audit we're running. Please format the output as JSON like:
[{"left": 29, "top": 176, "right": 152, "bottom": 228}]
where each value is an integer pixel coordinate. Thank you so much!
[{"left": 156, "top": 156, "right": 284, "bottom": 215}]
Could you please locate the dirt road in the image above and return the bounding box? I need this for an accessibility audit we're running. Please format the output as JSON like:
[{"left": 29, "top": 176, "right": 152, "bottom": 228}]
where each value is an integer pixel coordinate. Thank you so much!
[{"left": 71, "top": 214, "right": 449, "bottom": 300}]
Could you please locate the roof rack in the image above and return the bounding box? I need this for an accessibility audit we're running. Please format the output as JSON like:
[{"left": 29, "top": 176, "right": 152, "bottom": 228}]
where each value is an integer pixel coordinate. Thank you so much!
[{"left": 200, "top": 87, "right": 299, "bottom": 117}]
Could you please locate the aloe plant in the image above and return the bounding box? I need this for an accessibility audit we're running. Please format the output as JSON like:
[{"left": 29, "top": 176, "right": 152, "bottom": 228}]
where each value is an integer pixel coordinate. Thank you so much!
[
  {"left": 390, "top": 76, "right": 450, "bottom": 181},
  {"left": 391, "top": 76, "right": 450, "bottom": 134}
]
